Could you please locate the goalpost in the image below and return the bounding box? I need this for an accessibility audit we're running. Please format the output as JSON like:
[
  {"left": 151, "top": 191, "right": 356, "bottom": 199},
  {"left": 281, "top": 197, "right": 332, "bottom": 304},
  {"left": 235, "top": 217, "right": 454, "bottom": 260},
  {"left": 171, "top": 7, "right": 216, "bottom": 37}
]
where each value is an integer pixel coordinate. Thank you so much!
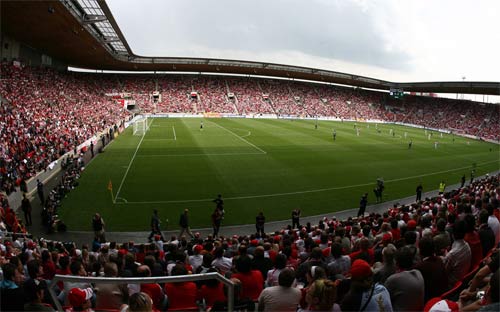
[{"left": 133, "top": 116, "right": 149, "bottom": 136}]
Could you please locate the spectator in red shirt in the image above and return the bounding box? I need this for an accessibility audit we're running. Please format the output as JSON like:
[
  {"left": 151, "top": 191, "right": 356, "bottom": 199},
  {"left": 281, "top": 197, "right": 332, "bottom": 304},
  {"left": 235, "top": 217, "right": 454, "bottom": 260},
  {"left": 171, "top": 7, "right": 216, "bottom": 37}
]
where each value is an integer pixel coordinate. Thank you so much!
[
  {"left": 197, "top": 268, "right": 226, "bottom": 309},
  {"left": 390, "top": 219, "right": 401, "bottom": 242},
  {"left": 349, "top": 238, "right": 374, "bottom": 265},
  {"left": 55, "top": 255, "right": 71, "bottom": 291},
  {"left": 463, "top": 214, "right": 483, "bottom": 270},
  {"left": 232, "top": 254, "right": 264, "bottom": 301},
  {"left": 137, "top": 265, "right": 166, "bottom": 311},
  {"left": 41, "top": 250, "right": 56, "bottom": 281},
  {"left": 164, "top": 264, "right": 198, "bottom": 310}
]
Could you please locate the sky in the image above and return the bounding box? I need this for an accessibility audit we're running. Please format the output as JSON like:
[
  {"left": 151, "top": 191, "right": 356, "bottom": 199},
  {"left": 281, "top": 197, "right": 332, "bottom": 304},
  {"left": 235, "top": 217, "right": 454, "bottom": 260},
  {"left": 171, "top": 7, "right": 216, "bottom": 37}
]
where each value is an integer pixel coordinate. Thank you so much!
[{"left": 106, "top": 0, "right": 500, "bottom": 84}]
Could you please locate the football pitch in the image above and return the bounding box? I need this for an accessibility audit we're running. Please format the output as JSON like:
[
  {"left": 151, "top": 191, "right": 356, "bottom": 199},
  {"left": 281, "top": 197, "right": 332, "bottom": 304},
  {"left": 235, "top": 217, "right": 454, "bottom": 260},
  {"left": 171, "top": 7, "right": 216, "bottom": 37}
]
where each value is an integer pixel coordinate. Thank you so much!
[{"left": 59, "top": 118, "right": 500, "bottom": 231}]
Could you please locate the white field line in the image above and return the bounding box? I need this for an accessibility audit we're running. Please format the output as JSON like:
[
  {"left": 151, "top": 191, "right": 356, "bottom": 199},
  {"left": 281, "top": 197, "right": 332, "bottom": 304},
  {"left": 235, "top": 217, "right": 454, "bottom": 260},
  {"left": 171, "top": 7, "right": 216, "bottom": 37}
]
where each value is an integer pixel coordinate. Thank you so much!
[
  {"left": 135, "top": 152, "right": 266, "bottom": 157},
  {"left": 143, "top": 139, "right": 175, "bottom": 141},
  {"left": 114, "top": 119, "right": 152, "bottom": 202},
  {"left": 240, "top": 131, "right": 252, "bottom": 138},
  {"left": 210, "top": 120, "right": 266, "bottom": 154},
  {"left": 115, "top": 159, "right": 499, "bottom": 205},
  {"left": 172, "top": 125, "right": 177, "bottom": 141}
]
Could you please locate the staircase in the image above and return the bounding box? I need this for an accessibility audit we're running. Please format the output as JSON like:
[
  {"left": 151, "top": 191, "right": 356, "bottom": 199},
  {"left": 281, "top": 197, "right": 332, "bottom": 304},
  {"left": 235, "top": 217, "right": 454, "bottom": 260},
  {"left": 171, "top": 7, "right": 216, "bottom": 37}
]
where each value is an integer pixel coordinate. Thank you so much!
[
  {"left": 116, "top": 75, "right": 124, "bottom": 91},
  {"left": 257, "top": 81, "right": 277, "bottom": 114}
]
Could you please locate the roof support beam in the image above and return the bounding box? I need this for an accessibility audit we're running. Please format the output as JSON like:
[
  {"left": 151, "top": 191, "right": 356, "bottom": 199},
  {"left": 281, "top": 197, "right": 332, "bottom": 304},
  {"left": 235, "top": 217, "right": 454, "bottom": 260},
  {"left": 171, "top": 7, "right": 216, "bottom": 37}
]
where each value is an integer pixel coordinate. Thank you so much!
[
  {"left": 82, "top": 14, "right": 107, "bottom": 24},
  {"left": 103, "top": 36, "right": 120, "bottom": 43}
]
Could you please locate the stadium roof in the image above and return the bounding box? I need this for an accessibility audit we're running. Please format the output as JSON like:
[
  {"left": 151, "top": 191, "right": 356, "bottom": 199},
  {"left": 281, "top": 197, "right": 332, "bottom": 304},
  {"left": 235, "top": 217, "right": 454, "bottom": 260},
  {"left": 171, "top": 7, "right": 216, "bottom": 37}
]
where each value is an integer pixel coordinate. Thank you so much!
[{"left": 2, "top": 0, "right": 499, "bottom": 95}]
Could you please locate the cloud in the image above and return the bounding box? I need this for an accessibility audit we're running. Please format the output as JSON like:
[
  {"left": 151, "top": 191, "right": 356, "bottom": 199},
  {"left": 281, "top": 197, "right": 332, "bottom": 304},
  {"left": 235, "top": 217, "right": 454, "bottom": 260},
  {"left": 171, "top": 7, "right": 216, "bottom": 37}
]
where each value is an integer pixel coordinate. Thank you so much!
[
  {"left": 108, "top": 0, "right": 413, "bottom": 70},
  {"left": 106, "top": 0, "right": 500, "bottom": 82}
]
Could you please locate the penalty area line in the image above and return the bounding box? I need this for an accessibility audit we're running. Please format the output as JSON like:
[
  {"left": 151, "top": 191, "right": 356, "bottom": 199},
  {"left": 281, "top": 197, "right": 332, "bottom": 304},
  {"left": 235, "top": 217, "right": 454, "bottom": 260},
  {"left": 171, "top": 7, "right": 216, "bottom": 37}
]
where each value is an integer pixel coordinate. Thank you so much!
[{"left": 209, "top": 120, "right": 266, "bottom": 154}]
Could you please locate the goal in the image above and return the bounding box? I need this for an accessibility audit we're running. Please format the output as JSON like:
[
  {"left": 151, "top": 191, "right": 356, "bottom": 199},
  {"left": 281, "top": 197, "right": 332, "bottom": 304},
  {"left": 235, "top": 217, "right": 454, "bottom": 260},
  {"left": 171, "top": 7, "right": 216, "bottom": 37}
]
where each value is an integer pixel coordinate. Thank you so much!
[{"left": 133, "top": 116, "right": 149, "bottom": 136}]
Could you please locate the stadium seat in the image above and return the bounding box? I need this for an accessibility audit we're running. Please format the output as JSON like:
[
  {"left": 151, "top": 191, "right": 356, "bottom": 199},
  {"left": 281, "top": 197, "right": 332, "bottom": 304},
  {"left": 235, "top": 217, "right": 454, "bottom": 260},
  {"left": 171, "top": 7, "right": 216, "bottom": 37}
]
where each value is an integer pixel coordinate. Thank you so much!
[{"left": 440, "top": 281, "right": 462, "bottom": 301}]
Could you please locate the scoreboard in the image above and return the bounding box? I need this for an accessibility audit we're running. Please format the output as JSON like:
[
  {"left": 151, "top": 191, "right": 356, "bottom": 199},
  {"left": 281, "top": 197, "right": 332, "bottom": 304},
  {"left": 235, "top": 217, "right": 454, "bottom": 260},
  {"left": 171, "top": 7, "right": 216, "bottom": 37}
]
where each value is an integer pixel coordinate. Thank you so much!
[{"left": 390, "top": 88, "right": 404, "bottom": 99}]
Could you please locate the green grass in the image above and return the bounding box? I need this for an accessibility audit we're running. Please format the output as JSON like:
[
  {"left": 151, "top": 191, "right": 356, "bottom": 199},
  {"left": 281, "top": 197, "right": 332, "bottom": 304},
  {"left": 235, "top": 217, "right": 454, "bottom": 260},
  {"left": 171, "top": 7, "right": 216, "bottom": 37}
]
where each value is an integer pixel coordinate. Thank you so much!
[{"left": 59, "top": 118, "right": 500, "bottom": 231}]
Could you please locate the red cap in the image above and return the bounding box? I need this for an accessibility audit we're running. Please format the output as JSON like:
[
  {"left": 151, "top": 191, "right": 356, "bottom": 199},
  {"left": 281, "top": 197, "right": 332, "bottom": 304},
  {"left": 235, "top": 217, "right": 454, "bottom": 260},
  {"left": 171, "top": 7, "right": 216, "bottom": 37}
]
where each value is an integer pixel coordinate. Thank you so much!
[
  {"left": 407, "top": 220, "right": 417, "bottom": 229},
  {"left": 250, "top": 239, "right": 259, "bottom": 246},
  {"left": 273, "top": 236, "right": 281, "bottom": 242},
  {"left": 193, "top": 245, "right": 203, "bottom": 253},
  {"left": 350, "top": 259, "right": 373, "bottom": 280},
  {"left": 68, "top": 287, "right": 93, "bottom": 307},
  {"left": 154, "top": 234, "right": 161, "bottom": 241}
]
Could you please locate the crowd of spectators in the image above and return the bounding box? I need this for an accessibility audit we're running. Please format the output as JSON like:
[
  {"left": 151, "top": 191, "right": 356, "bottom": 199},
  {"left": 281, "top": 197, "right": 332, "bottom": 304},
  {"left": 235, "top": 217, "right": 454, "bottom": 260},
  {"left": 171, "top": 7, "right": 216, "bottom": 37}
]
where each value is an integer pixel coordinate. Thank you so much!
[
  {"left": 226, "top": 78, "right": 275, "bottom": 115},
  {"left": 1, "top": 173, "right": 499, "bottom": 311},
  {"left": 0, "top": 62, "right": 130, "bottom": 194},
  {"left": 156, "top": 75, "right": 195, "bottom": 114},
  {"left": 2, "top": 62, "right": 498, "bottom": 194},
  {"left": 195, "top": 77, "right": 236, "bottom": 114}
]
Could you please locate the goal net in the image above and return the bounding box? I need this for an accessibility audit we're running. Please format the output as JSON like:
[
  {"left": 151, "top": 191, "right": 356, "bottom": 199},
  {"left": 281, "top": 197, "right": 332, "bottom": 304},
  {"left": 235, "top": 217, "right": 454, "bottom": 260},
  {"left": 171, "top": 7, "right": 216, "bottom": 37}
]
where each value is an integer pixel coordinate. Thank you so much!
[{"left": 133, "top": 116, "right": 149, "bottom": 136}]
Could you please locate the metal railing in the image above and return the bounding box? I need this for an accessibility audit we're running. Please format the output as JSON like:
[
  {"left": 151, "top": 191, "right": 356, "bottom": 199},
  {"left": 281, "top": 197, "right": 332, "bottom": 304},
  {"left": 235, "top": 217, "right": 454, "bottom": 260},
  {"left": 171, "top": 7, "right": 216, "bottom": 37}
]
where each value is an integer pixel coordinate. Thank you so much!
[{"left": 48, "top": 272, "right": 234, "bottom": 311}]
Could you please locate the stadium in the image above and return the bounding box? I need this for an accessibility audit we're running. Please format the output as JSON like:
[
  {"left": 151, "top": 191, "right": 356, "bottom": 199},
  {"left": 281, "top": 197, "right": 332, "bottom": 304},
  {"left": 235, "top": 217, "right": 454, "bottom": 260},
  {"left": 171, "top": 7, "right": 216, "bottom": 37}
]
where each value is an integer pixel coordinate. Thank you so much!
[{"left": 1, "top": 1, "right": 499, "bottom": 311}]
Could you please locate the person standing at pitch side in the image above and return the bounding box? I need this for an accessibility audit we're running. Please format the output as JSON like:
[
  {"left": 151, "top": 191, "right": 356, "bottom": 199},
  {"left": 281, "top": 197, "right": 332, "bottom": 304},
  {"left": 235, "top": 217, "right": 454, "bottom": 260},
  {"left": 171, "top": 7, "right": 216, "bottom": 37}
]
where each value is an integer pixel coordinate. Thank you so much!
[
  {"left": 213, "top": 194, "right": 225, "bottom": 218},
  {"left": 178, "top": 209, "right": 193, "bottom": 239},
  {"left": 357, "top": 193, "right": 368, "bottom": 218},
  {"left": 416, "top": 183, "right": 423, "bottom": 202},
  {"left": 292, "top": 209, "right": 301, "bottom": 229},
  {"left": 37, "top": 179, "right": 45, "bottom": 205},
  {"left": 211, "top": 207, "right": 223, "bottom": 238},
  {"left": 148, "top": 209, "right": 164, "bottom": 242},
  {"left": 255, "top": 211, "right": 265, "bottom": 237},
  {"left": 92, "top": 213, "right": 106, "bottom": 242}
]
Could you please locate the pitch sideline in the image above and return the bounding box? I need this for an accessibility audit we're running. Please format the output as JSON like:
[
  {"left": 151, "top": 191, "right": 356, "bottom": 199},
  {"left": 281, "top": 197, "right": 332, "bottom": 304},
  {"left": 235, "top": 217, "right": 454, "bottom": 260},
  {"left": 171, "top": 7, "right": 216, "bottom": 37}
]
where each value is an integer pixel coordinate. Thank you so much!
[{"left": 114, "top": 159, "right": 498, "bottom": 205}]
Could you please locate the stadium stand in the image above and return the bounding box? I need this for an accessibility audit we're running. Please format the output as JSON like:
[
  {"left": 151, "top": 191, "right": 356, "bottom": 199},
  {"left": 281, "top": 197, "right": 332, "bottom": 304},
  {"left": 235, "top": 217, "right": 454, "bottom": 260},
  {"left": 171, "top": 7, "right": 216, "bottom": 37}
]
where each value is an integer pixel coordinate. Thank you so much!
[
  {"left": 0, "top": 62, "right": 130, "bottom": 194},
  {"left": 2, "top": 62, "right": 499, "bottom": 195},
  {"left": 3, "top": 63, "right": 499, "bottom": 194}
]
